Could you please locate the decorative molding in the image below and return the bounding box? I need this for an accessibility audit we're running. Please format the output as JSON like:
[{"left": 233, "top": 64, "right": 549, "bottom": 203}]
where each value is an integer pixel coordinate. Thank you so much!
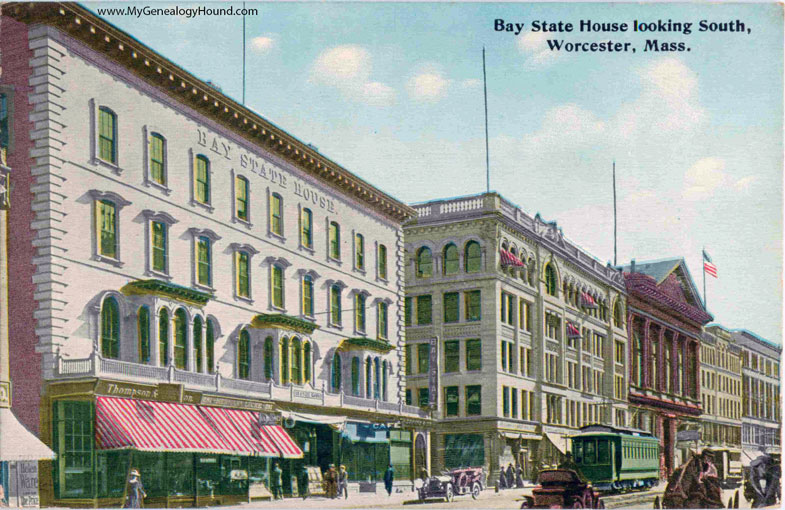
[
  {"left": 338, "top": 337, "right": 395, "bottom": 353},
  {"left": 141, "top": 209, "right": 178, "bottom": 225},
  {"left": 251, "top": 313, "right": 319, "bottom": 335},
  {"left": 121, "top": 279, "right": 212, "bottom": 306}
]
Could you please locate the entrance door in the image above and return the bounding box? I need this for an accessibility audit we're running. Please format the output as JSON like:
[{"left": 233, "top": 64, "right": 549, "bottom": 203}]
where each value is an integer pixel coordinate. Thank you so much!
[
  {"left": 414, "top": 434, "right": 427, "bottom": 477},
  {"left": 663, "top": 420, "right": 674, "bottom": 477}
]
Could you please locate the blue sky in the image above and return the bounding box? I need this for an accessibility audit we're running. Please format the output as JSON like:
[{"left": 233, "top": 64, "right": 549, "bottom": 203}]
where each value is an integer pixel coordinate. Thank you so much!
[{"left": 87, "top": 2, "right": 783, "bottom": 343}]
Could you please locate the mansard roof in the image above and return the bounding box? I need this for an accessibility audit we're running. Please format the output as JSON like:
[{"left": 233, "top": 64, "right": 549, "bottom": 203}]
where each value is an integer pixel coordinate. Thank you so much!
[
  {"left": 2, "top": 2, "right": 415, "bottom": 223},
  {"left": 618, "top": 257, "right": 704, "bottom": 310}
]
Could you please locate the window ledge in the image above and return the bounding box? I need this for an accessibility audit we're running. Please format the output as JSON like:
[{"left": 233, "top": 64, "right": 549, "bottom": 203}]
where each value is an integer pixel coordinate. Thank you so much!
[
  {"left": 327, "top": 256, "right": 342, "bottom": 266},
  {"left": 269, "top": 304, "right": 287, "bottom": 314},
  {"left": 299, "top": 314, "right": 316, "bottom": 324},
  {"left": 353, "top": 266, "right": 367, "bottom": 276},
  {"left": 328, "top": 323, "right": 343, "bottom": 331},
  {"left": 267, "top": 231, "right": 286, "bottom": 244},
  {"left": 375, "top": 276, "right": 389, "bottom": 285},
  {"left": 145, "top": 180, "right": 172, "bottom": 196},
  {"left": 191, "top": 199, "right": 215, "bottom": 213},
  {"left": 94, "top": 254, "right": 124, "bottom": 267},
  {"left": 232, "top": 217, "right": 253, "bottom": 229},
  {"left": 145, "top": 269, "right": 172, "bottom": 281},
  {"left": 235, "top": 294, "right": 254, "bottom": 305},
  {"left": 298, "top": 244, "right": 315, "bottom": 255},
  {"left": 194, "top": 282, "right": 216, "bottom": 294},
  {"left": 93, "top": 157, "right": 123, "bottom": 175}
]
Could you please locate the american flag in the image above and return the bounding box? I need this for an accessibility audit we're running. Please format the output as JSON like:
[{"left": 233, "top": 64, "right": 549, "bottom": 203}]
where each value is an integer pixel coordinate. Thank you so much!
[{"left": 703, "top": 250, "right": 718, "bottom": 278}]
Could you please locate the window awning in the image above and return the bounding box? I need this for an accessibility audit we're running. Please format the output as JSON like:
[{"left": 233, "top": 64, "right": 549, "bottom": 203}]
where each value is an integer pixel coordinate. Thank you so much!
[
  {"left": 499, "top": 249, "right": 524, "bottom": 267},
  {"left": 342, "top": 421, "right": 389, "bottom": 444},
  {"left": 581, "top": 292, "right": 598, "bottom": 309},
  {"left": 545, "top": 432, "right": 568, "bottom": 455},
  {"left": 200, "top": 406, "right": 275, "bottom": 457},
  {"left": 566, "top": 322, "right": 582, "bottom": 339},
  {"left": 218, "top": 407, "right": 280, "bottom": 457},
  {"left": 96, "top": 396, "right": 236, "bottom": 454},
  {"left": 0, "top": 408, "right": 55, "bottom": 461},
  {"left": 262, "top": 425, "right": 304, "bottom": 458}
]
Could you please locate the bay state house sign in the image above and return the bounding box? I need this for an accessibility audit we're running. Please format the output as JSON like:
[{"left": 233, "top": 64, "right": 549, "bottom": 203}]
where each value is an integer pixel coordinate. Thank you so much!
[{"left": 197, "top": 129, "right": 337, "bottom": 213}]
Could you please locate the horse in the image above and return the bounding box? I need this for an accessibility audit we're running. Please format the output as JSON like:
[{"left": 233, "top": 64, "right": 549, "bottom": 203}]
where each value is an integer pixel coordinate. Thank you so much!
[{"left": 662, "top": 453, "right": 724, "bottom": 509}]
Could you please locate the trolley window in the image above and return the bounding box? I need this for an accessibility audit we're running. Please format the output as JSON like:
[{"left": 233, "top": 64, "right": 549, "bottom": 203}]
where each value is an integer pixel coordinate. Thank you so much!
[
  {"left": 574, "top": 442, "right": 583, "bottom": 463},
  {"left": 585, "top": 440, "right": 596, "bottom": 464},
  {"left": 597, "top": 440, "right": 610, "bottom": 464}
]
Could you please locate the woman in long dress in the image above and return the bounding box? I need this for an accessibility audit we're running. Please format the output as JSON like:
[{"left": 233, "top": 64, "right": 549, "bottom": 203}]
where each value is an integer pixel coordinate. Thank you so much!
[{"left": 125, "top": 469, "right": 146, "bottom": 508}]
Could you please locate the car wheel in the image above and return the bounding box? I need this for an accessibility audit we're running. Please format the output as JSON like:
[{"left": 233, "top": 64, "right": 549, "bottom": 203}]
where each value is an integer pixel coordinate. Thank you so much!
[
  {"left": 520, "top": 496, "right": 534, "bottom": 509},
  {"left": 445, "top": 484, "right": 454, "bottom": 503},
  {"left": 471, "top": 482, "right": 481, "bottom": 500}
]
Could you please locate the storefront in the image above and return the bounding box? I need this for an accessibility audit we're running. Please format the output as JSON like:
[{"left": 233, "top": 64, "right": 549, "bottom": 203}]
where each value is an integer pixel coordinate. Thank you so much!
[{"left": 40, "top": 380, "right": 302, "bottom": 508}]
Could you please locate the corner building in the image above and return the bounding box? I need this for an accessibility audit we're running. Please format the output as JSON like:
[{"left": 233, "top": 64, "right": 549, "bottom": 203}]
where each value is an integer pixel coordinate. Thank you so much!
[
  {"left": 1, "top": 3, "right": 428, "bottom": 507},
  {"left": 404, "top": 193, "right": 629, "bottom": 483}
]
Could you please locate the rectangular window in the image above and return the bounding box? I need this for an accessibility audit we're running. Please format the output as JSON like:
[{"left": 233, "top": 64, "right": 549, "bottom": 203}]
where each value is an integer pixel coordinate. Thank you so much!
[
  {"left": 520, "top": 300, "right": 532, "bottom": 331},
  {"left": 501, "top": 340, "right": 508, "bottom": 372},
  {"left": 465, "top": 290, "right": 481, "bottom": 321},
  {"left": 501, "top": 292, "right": 515, "bottom": 325},
  {"left": 151, "top": 221, "right": 167, "bottom": 273},
  {"left": 97, "top": 200, "right": 117, "bottom": 259},
  {"left": 197, "top": 237, "right": 211, "bottom": 286},
  {"left": 195, "top": 156, "right": 210, "bottom": 204},
  {"left": 418, "top": 388, "right": 430, "bottom": 409},
  {"left": 53, "top": 401, "right": 94, "bottom": 498},
  {"left": 466, "top": 385, "right": 482, "bottom": 416},
  {"left": 270, "top": 193, "right": 283, "bottom": 236},
  {"left": 378, "top": 244, "right": 387, "bottom": 279},
  {"left": 405, "top": 389, "right": 412, "bottom": 406},
  {"left": 511, "top": 388, "right": 518, "bottom": 419},
  {"left": 417, "top": 343, "right": 430, "bottom": 374},
  {"left": 329, "top": 221, "right": 341, "bottom": 259},
  {"left": 236, "top": 251, "right": 250, "bottom": 298},
  {"left": 149, "top": 133, "right": 165, "bottom": 185},
  {"left": 272, "top": 265, "right": 283, "bottom": 308},
  {"left": 503, "top": 386, "right": 510, "bottom": 417},
  {"left": 466, "top": 339, "right": 482, "bottom": 371},
  {"left": 377, "top": 303, "right": 388, "bottom": 339},
  {"left": 443, "top": 292, "right": 459, "bottom": 323},
  {"left": 416, "top": 295, "right": 432, "bottom": 325},
  {"left": 355, "top": 233, "right": 365, "bottom": 270},
  {"left": 445, "top": 386, "right": 459, "bottom": 417},
  {"left": 615, "top": 340, "right": 625, "bottom": 364},
  {"left": 404, "top": 297, "right": 412, "bottom": 326},
  {"left": 355, "top": 294, "right": 366, "bottom": 332},
  {"left": 444, "top": 340, "right": 460, "bottom": 373},
  {"left": 0, "top": 93, "right": 8, "bottom": 153},
  {"left": 405, "top": 345, "right": 413, "bottom": 375},
  {"left": 98, "top": 107, "right": 116, "bottom": 163},
  {"left": 301, "top": 208, "right": 313, "bottom": 248},
  {"left": 235, "top": 176, "right": 249, "bottom": 221},
  {"left": 302, "top": 277, "right": 314, "bottom": 317}
]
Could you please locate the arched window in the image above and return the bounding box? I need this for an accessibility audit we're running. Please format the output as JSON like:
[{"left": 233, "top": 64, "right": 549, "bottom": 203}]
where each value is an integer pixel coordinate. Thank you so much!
[
  {"left": 291, "top": 337, "right": 302, "bottom": 385},
  {"left": 281, "top": 337, "right": 290, "bottom": 384},
  {"left": 351, "top": 357, "right": 360, "bottom": 396},
  {"left": 545, "top": 263, "right": 558, "bottom": 296},
  {"left": 101, "top": 297, "right": 120, "bottom": 359},
  {"left": 614, "top": 301, "right": 624, "bottom": 328},
  {"left": 263, "top": 337, "right": 273, "bottom": 380},
  {"left": 465, "top": 241, "right": 482, "bottom": 273},
  {"left": 159, "top": 308, "right": 169, "bottom": 367},
  {"left": 374, "top": 357, "right": 381, "bottom": 400},
  {"left": 365, "top": 356, "right": 373, "bottom": 398},
  {"left": 443, "top": 244, "right": 459, "bottom": 275},
  {"left": 331, "top": 353, "right": 342, "bottom": 392},
  {"left": 193, "top": 316, "right": 203, "bottom": 373},
  {"left": 206, "top": 319, "right": 215, "bottom": 374},
  {"left": 238, "top": 329, "right": 250, "bottom": 380},
  {"left": 174, "top": 308, "right": 188, "bottom": 370},
  {"left": 382, "top": 360, "right": 388, "bottom": 401},
  {"left": 304, "top": 342, "right": 312, "bottom": 385},
  {"left": 138, "top": 306, "right": 150, "bottom": 364},
  {"left": 416, "top": 247, "right": 433, "bottom": 278}
]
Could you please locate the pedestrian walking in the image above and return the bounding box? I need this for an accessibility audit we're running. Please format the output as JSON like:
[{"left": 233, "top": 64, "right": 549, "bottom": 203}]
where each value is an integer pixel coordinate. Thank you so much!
[
  {"left": 271, "top": 463, "right": 283, "bottom": 500},
  {"left": 124, "top": 469, "right": 146, "bottom": 508},
  {"left": 506, "top": 463, "right": 515, "bottom": 489},
  {"left": 325, "top": 464, "right": 338, "bottom": 499},
  {"left": 298, "top": 465, "right": 309, "bottom": 500},
  {"left": 338, "top": 465, "right": 349, "bottom": 499},
  {"left": 497, "top": 469, "right": 507, "bottom": 490},
  {"left": 383, "top": 464, "right": 394, "bottom": 496},
  {"left": 515, "top": 465, "right": 524, "bottom": 488}
]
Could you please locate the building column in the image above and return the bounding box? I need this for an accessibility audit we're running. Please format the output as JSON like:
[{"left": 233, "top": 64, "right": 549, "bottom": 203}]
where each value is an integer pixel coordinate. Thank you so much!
[
  {"left": 200, "top": 320, "right": 208, "bottom": 373},
  {"left": 657, "top": 328, "right": 666, "bottom": 392},
  {"left": 186, "top": 316, "right": 195, "bottom": 372},
  {"left": 167, "top": 313, "right": 176, "bottom": 367},
  {"left": 642, "top": 318, "right": 651, "bottom": 388},
  {"left": 627, "top": 313, "right": 636, "bottom": 385},
  {"left": 681, "top": 338, "right": 689, "bottom": 397},
  {"left": 692, "top": 340, "right": 700, "bottom": 399},
  {"left": 150, "top": 308, "right": 160, "bottom": 367},
  {"left": 671, "top": 333, "right": 679, "bottom": 394}
]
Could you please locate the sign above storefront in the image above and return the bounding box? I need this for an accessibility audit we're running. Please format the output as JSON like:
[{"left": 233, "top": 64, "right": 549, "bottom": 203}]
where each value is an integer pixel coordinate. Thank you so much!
[{"left": 0, "top": 381, "right": 11, "bottom": 408}]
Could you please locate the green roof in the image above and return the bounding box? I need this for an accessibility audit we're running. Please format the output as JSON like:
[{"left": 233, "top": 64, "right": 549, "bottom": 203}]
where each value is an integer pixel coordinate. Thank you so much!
[
  {"left": 618, "top": 258, "right": 682, "bottom": 284},
  {"left": 122, "top": 279, "right": 212, "bottom": 306},
  {"left": 339, "top": 337, "right": 395, "bottom": 353},
  {"left": 251, "top": 314, "right": 319, "bottom": 335}
]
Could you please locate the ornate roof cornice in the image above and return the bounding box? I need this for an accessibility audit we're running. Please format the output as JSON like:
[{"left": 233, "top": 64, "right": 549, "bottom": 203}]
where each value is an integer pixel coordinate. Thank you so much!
[
  {"left": 3, "top": 2, "right": 415, "bottom": 223},
  {"left": 624, "top": 272, "right": 713, "bottom": 326}
]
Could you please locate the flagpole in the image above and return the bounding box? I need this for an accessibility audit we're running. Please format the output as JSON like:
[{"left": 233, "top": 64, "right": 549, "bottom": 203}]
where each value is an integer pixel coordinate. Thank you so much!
[
  {"left": 702, "top": 247, "right": 707, "bottom": 308},
  {"left": 482, "top": 47, "right": 490, "bottom": 194},
  {"left": 242, "top": 1, "right": 246, "bottom": 105},
  {"left": 613, "top": 160, "right": 617, "bottom": 266}
]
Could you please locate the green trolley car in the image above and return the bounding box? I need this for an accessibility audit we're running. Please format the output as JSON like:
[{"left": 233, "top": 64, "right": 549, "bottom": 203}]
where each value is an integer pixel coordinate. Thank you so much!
[{"left": 570, "top": 425, "right": 659, "bottom": 491}]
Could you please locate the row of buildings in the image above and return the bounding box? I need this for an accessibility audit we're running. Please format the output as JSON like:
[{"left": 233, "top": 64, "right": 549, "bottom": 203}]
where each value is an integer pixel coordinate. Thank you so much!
[{"left": 0, "top": 2, "right": 780, "bottom": 507}]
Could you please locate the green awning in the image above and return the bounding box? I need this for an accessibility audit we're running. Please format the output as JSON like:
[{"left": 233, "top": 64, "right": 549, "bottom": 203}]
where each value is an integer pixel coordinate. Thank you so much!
[
  {"left": 122, "top": 279, "right": 212, "bottom": 306},
  {"left": 251, "top": 314, "right": 319, "bottom": 335}
]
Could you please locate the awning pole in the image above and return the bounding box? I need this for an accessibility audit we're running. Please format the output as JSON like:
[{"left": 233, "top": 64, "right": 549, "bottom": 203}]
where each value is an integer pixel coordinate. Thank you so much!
[{"left": 14, "top": 461, "right": 20, "bottom": 508}]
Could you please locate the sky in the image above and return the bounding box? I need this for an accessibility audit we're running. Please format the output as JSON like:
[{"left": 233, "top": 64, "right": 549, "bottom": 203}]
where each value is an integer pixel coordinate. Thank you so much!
[{"left": 86, "top": 2, "right": 783, "bottom": 344}]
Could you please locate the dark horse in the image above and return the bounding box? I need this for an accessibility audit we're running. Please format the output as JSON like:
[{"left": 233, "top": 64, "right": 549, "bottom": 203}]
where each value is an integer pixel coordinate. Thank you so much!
[{"left": 662, "top": 453, "right": 724, "bottom": 509}]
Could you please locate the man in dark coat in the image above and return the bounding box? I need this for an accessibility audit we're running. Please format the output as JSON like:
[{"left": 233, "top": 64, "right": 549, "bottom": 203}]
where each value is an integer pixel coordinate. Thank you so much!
[
  {"left": 271, "top": 463, "right": 283, "bottom": 500},
  {"left": 297, "top": 465, "right": 309, "bottom": 500},
  {"left": 324, "top": 464, "right": 338, "bottom": 499},
  {"left": 515, "top": 465, "right": 525, "bottom": 488},
  {"left": 506, "top": 463, "right": 515, "bottom": 489},
  {"left": 338, "top": 465, "right": 349, "bottom": 499},
  {"left": 384, "top": 465, "right": 395, "bottom": 496}
]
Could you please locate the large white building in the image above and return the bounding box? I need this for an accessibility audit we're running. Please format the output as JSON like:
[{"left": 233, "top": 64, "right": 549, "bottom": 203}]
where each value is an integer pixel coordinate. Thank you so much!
[{"left": 1, "top": 3, "right": 427, "bottom": 506}]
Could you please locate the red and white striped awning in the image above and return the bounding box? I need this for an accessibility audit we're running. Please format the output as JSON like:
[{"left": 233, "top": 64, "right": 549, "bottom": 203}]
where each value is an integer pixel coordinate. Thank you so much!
[
  {"left": 581, "top": 292, "right": 598, "bottom": 309},
  {"left": 96, "top": 396, "right": 236, "bottom": 453},
  {"left": 200, "top": 406, "right": 267, "bottom": 456},
  {"left": 262, "top": 425, "right": 304, "bottom": 459},
  {"left": 566, "top": 322, "right": 582, "bottom": 339},
  {"left": 219, "top": 408, "right": 281, "bottom": 457},
  {"left": 499, "top": 249, "right": 524, "bottom": 267}
]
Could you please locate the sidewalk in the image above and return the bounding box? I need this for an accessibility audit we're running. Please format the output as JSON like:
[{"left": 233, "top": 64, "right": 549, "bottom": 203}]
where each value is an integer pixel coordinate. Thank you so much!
[{"left": 244, "top": 489, "right": 418, "bottom": 508}]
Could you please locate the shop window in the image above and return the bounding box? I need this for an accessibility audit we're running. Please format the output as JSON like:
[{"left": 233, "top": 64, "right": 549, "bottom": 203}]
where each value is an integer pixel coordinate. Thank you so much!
[
  {"left": 264, "top": 336, "right": 273, "bottom": 380},
  {"left": 443, "top": 292, "right": 459, "bottom": 323},
  {"left": 465, "top": 339, "right": 482, "bottom": 371},
  {"left": 466, "top": 385, "right": 482, "bottom": 416},
  {"left": 464, "top": 290, "right": 481, "bottom": 321},
  {"left": 206, "top": 319, "right": 216, "bottom": 374},
  {"left": 444, "top": 340, "right": 459, "bottom": 373},
  {"left": 300, "top": 208, "right": 313, "bottom": 248},
  {"left": 445, "top": 386, "right": 459, "bottom": 416},
  {"left": 329, "top": 221, "right": 341, "bottom": 260},
  {"left": 417, "top": 343, "right": 430, "bottom": 374},
  {"left": 444, "top": 433, "right": 484, "bottom": 469},
  {"left": 138, "top": 306, "right": 150, "bottom": 363},
  {"left": 174, "top": 308, "right": 188, "bottom": 370},
  {"left": 416, "top": 295, "right": 432, "bottom": 325},
  {"left": 464, "top": 241, "right": 482, "bottom": 273},
  {"left": 167, "top": 453, "right": 195, "bottom": 497},
  {"left": 194, "top": 155, "right": 210, "bottom": 205},
  {"left": 377, "top": 244, "right": 387, "bottom": 280},
  {"left": 416, "top": 247, "right": 433, "bottom": 278},
  {"left": 331, "top": 353, "right": 342, "bottom": 392},
  {"left": 101, "top": 296, "right": 120, "bottom": 359},
  {"left": 96, "top": 450, "right": 129, "bottom": 498},
  {"left": 193, "top": 316, "right": 203, "bottom": 373},
  {"left": 377, "top": 302, "right": 388, "bottom": 340},
  {"left": 98, "top": 106, "right": 117, "bottom": 164},
  {"left": 238, "top": 329, "right": 251, "bottom": 380},
  {"left": 443, "top": 243, "right": 459, "bottom": 275},
  {"left": 53, "top": 401, "right": 94, "bottom": 499}
]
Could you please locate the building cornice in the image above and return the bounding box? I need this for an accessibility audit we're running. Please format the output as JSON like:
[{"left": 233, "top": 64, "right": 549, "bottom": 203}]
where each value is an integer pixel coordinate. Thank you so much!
[
  {"left": 3, "top": 2, "right": 415, "bottom": 223},
  {"left": 624, "top": 272, "right": 713, "bottom": 326}
]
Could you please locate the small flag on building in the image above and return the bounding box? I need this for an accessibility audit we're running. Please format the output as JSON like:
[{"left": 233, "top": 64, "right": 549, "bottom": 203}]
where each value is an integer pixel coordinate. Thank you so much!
[{"left": 703, "top": 250, "right": 718, "bottom": 278}]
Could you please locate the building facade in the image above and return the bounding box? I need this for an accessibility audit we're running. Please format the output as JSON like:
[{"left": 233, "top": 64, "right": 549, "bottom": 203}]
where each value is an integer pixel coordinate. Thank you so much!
[
  {"left": 618, "top": 259, "right": 712, "bottom": 479},
  {"left": 403, "top": 193, "right": 629, "bottom": 482},
  {"left": 699, "top": 324, "right": 742, "bottom": 481},
  {"left": 733, "top": 329, "right": 781, "bottom": 458},
  {"left": 1, "top": 3, "right": 428, "bottom": 507}
]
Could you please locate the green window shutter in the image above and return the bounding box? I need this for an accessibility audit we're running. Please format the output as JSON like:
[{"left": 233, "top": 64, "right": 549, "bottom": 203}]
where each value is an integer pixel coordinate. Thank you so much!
[
  {"left": 101, "top": 297, "right": 120, "bottom": 359},
  {"left": 272, "top": 265, "right": 283, "bottom": 307},
  {"left": 195, "top": 156, "right": 210, "bottom": 203},
  {"left": 138, "top": 306, "right": 150, "bottom": 363},
  {"left": 329, "top": 222, "right": 340, "bottom": 259},
  {"left": 150, "top": 133, "right": 165, "bottom": 185},
  {"left": 303, "top": 276, "right": 314, "bottom": 316},
  {"left": 301, "top": 208, "right": 313, "bottom": 247},
  {"left": 355, "top": 294, "right": 366, "bottom": 331},
  {"left": 197, "top": 237, "right": 211, "bottom": 286},
  {"left": 159, "top": 309, "right": 169, "bottom": 366},
  {"left": 377, "top": 303, "right": 388, "bottom": 339},
  {"left": 152, "top": 221, "right": 166, "bottom": 272},
  {"left": 174, "top": 309, "right": 187, "bottom": 370},
  {"left": 331, "top": 286, "right": 341, "bottom": 325},
  {"left": 355, "top": 234, "right": 365, "bottom": 269},
  {"left": 98, "top": 107, "right": 116, "bottom": 163},
  {"left": 98, "top": 200, "right": 117, "bottom": 259},
  {"left": 271, "top": 193, "right": 283, "bottom": 235},
  {"left": 351, "top": 357, "right": 360, "bottom": 395},
  {"left": 264, "top": 337, "right": 274, "bottom": 380},
  {"left": 193, "top": 317, "right": 203, "bottom": 373},
  {"left": 237, "top": 252, "right": 250, "bottom": 297},
  {"left": 206, "top": 319, "right": 215, "bottom": 374},
  {"left": 235, "top": 176, "right": 249, "bottom": 221},
  {"left": 239, "top": 330, "right": 250, "bottom": 380},
  {"left": 378, "top": 244, "right": 387, "bottom": 279}
]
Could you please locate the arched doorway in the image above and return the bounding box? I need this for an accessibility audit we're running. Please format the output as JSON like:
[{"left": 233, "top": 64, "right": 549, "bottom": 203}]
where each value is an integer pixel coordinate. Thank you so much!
[{"left": 414, "top": 433, "right": 427, "bottom": 478}]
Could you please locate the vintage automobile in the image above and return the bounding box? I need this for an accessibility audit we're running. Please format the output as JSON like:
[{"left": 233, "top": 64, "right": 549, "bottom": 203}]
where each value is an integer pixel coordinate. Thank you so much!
[
  {"left": 416, "top": 467, "right": 484, "bottom": 502},
  {"left": 520, "top": 469, "right": 605, "bottom": 509}
]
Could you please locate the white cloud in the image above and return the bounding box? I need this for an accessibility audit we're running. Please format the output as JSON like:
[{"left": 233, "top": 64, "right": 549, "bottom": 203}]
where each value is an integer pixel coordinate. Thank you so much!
[
  {"left": 461, "top": 79, "right": 481, "bottom": 89},
  {"left": 310, "top": 45, "right": 396, "bottom": 106},
  {"left": 406, "top": 70, "right": 451, "bottom": 102},
  {"left": 733, "top": 175, "right": 757, "bottom": 192},
  {"left": 250, "top": 35, "right": 275, "bottom": 54},
  {"left": 517, "top": 31, "right": 561, "bottom": 67},
  {"left": 682, "top": 157, "right": 727, "bottom": 201}
]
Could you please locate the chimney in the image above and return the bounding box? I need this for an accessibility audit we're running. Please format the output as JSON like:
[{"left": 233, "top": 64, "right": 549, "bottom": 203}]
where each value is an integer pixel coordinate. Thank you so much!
[{"left": 630, "top": 259, "right": 636, "bottom": 273}]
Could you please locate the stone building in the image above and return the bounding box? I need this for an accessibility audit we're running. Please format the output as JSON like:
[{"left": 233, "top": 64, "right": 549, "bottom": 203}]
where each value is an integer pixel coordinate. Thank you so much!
[
  {"left": 404, "top": 192, "right": 629, "bottom": 482},
  {"left": 617, "top": 258, "right": 712, "bottom": 478},
  {"left": 699, "top": 324, "right": 743, "bottom": 481},
  {"left": 1, "top": 3, "right": 427, "bottom": 506},
  {"left": 732, "top": 329, "right": 781, "bottom": 459}
]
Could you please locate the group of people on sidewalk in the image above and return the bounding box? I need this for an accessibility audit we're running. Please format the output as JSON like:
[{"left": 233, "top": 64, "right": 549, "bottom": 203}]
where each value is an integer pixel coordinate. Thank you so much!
[{"left": 497, "top": 462, "right": 525, "bottom": 490}]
